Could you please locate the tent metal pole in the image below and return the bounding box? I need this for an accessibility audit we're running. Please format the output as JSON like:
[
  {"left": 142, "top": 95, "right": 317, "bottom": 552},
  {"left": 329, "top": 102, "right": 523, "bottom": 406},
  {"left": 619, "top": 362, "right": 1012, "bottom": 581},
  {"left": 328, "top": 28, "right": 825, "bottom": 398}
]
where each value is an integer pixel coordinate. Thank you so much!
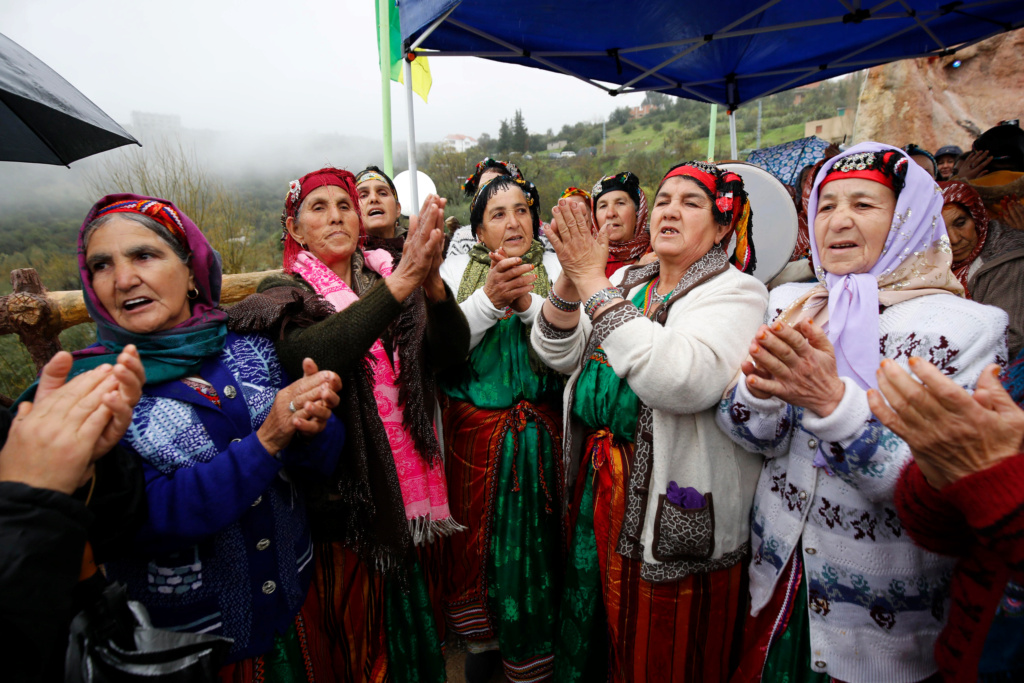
[
  {"left": 708, "top": 104, "right": 718, "bottom": 161},
  {"left": 408, "top": 3, "right": 460, "bottom": 51},
  {"left": 729, "top": 110, "right": 738, "bottom": 159},
  {"left": 614, "top": 0, "right": 782, "bottom": 93},
  {"left": 403, "top": 58, "right": 419, "bottom": 212},
  {"left": 378, "top": 0, "right": 393, "bottom": 177}
]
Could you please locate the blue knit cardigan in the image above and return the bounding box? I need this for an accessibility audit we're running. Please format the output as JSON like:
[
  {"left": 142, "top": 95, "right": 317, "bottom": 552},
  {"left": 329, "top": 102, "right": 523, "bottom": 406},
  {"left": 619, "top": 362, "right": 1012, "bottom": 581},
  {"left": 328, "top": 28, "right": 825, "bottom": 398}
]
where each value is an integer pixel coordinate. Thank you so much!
[{"left": 104, "top": 333, "right": 345, "bottom": 661}]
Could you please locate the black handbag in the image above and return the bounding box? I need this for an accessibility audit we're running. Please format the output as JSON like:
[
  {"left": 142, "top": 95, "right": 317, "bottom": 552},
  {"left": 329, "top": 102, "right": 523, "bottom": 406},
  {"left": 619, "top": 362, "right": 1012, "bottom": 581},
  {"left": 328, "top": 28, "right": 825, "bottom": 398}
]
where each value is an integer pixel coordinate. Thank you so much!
[{"left": 65, "top": 581, "right": 233, "bottom": 683}]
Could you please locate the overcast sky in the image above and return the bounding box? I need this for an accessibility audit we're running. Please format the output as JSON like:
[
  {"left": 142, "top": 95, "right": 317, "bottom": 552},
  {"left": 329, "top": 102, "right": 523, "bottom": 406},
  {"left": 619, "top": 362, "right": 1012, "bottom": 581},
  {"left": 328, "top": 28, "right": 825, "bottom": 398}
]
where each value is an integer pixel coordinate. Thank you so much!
[{"left": 1, "top": 0, "right": 646, "bottom": 146}]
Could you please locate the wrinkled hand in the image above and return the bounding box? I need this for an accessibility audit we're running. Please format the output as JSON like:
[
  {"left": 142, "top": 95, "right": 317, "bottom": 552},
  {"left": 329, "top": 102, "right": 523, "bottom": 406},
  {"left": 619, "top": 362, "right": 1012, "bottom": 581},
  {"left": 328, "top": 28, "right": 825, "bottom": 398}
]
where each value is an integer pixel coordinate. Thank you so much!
[
  {"left": 389, "top": 195, "right": 447, "bottom": 301},
  {"left": 484, "top": 248, "right": 537, "bottom": 312},
  {"left": 741, "top": 319, "right": 846, "bottom": 417},
  {"left": 0, "top": 360, "right": 126, "bottom": 494},
  {"left": 257, "top": 358, "right": 341, "bottom": 456},
  {"left": 868, "top": 359, "right": 1024, "bottom": 489},
  {"left": 544, "top": 198, "right": 609, "bottom": 288},
  {"left": 35, "top": 345, "right": 145, "bottom": 459},
  {"left": 956, "top": 150, "right": 992, "bottom": 180},
  {"left": 1000, "top": 195, "right": 1024, "bottom": 231}
]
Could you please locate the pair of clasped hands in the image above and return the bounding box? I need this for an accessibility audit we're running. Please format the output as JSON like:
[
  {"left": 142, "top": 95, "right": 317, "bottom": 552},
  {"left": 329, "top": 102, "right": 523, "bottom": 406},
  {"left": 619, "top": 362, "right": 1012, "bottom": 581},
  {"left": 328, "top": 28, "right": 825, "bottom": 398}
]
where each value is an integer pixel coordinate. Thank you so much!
[
  {"left": 0, "top": 346, "right": 344, "bottom": 495},
  {"left": 744, "top": 318, "right": 1024, "bottom": 490}
]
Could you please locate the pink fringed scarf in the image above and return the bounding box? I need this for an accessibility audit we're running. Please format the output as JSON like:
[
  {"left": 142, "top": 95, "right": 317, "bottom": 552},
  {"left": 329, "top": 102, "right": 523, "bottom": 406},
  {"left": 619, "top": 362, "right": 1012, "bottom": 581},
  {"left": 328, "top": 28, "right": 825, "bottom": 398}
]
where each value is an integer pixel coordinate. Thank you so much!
[{"left": 292, "top": 248, "right": 460, "bottom": 543}]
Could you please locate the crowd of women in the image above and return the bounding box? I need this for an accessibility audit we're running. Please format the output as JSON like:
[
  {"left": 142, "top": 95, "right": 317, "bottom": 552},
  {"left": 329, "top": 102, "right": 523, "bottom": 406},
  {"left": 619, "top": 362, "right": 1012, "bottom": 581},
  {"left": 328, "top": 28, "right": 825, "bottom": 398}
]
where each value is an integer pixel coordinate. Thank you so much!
[{"left": 2, "top": 123, "right": 1024, "bottom": 683}]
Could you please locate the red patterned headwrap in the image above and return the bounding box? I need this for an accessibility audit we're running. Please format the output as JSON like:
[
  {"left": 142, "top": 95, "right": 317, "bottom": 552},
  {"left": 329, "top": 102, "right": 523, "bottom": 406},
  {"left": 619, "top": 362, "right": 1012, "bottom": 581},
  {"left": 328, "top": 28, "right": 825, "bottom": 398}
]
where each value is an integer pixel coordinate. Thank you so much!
[
  {"left": 658, "top": 162, "right": 756, "bottom": 274},
  {"left": 819, "top": 150, "right": 908, "bottom": 195},
  {"left": 280, "top": 167, "right": 363, "bottom": 273},
  {"left": 940, "top": 180, "right": 989, "bottom": 297},
  {"left": 95, "top": 198, "right": 190, "bottom": 253}
]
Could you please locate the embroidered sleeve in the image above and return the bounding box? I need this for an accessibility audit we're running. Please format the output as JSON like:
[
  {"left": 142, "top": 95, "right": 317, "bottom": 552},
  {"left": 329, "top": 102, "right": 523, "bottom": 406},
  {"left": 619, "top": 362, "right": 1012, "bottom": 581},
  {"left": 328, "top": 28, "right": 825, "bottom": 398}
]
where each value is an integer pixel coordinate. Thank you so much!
[
  {"left": 590, "top": 300, "right": 643, "bottom": 348},
  {"left": 536, "top": 309, "right": 577, "bottom": 340},
  {"left": 716, "top": 382, "right": 796, "bottom": 459}
]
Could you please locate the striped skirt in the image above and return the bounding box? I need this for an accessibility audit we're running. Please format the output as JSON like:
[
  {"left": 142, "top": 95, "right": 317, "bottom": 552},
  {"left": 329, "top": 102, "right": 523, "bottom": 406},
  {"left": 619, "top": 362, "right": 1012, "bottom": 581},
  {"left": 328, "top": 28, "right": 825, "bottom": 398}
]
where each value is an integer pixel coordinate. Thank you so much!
[
  {"left": 556, "top": 428, "right": 747, "bottom": 683},
  {"left": 441, "top": 398, "right": 565, "bottom": 683}
]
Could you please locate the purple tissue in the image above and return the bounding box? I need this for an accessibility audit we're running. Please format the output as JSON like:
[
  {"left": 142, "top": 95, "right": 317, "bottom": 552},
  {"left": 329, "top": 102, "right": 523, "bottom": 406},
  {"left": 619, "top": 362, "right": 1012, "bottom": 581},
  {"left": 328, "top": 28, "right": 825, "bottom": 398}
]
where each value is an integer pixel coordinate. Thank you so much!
[{"left": 666, "top": 481, "right": 706, "bottom": 509}]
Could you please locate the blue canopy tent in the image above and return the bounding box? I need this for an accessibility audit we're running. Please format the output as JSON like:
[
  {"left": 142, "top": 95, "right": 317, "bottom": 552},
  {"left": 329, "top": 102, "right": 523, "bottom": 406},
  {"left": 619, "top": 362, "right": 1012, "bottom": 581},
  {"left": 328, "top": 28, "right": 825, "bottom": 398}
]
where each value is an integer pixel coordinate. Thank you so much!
[{"left": 394, "top": 0, "right": 1024, "bottom": 179}]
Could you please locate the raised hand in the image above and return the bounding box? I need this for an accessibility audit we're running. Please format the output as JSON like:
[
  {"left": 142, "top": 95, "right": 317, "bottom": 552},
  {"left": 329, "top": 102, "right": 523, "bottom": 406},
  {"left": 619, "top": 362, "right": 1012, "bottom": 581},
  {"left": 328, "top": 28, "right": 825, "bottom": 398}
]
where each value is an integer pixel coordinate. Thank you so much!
[
  {"left": 741, "top": 319, "right": 845, "bottom": 417},
  {"left": 389, "top": 194, "right": 447, "bottom": 301},
  {"left": 0, "top": 360, "right": 126, "bottom": 494},
  {"left": 257, "top": 358, "right": 341, "bottom": 456},
  {"left": 868, "top": 359, "right": 1024, "bottom": 489},
  {"left": 956, "top": 149, "right": 992, "bottom": 180},
  {"left": 544, "top": 198, "right": 609, "bottom": 290}
]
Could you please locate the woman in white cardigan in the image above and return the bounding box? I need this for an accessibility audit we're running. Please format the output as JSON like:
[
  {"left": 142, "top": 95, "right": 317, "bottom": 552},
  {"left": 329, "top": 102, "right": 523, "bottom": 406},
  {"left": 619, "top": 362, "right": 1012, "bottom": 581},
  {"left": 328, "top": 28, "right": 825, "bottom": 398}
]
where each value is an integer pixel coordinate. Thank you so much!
[
  {"left": 716, "top": 143, "right": 1008, "bottom": 683},
  {"left": 531, "top": 162, "right": 768, "bottom": 683}
]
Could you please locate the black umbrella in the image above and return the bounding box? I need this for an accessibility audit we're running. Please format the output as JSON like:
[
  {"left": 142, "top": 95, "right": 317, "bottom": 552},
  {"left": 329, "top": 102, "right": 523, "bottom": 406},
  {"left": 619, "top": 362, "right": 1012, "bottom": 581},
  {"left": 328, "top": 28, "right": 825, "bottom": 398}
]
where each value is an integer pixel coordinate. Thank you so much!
[{"left": 0, "top": 31, "right": 138, "bottom": 166}]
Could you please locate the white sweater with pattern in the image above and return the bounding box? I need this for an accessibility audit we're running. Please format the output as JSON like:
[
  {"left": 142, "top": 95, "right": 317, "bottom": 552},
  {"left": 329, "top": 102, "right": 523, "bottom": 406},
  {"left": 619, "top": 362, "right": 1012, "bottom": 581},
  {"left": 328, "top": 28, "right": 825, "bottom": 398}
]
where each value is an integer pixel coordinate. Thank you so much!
[{"left": 716, "top": 283, "right": 1008, "bottom": 683}]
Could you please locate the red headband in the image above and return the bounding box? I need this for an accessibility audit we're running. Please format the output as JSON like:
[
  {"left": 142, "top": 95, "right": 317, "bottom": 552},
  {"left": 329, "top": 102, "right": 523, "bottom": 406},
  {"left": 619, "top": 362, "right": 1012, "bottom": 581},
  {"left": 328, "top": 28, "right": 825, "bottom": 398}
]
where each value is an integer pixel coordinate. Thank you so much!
[
  {"left": 818, "top": 151, "right": 907, "bottom": 194},
  {"left": 284, "top": 168, "right": 360, "bottom": 221},
  {"left": 95, "top": 199, "right": 190, "bottom": 252},
  {"left": 663, "top": 164, "right": 717, "bottom": 196}
]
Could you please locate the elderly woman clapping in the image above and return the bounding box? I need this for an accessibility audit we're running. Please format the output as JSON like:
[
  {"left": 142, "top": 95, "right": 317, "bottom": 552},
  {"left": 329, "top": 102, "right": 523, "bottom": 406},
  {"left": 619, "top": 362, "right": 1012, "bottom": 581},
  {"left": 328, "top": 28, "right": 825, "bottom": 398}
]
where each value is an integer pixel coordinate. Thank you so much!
[
  {"left": 234, "top": 168, "right": 470, "bottom": 682},
  {"left": 717, "top": 144, "right": 1008, "bottom": 683},
  {"left": 532, "top": 162, "right": 767, "bottom": 683},
  {"left": 80, "top": 195, "right": 345, "bottom": 678}
]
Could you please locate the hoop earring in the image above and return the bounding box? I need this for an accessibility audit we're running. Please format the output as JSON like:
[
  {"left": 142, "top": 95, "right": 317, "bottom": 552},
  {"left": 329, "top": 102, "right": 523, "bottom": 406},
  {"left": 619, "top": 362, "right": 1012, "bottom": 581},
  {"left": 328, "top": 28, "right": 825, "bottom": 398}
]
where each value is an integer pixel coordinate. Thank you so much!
[{"left": 187, "top": 288, "right": 200, "bottom": 300}]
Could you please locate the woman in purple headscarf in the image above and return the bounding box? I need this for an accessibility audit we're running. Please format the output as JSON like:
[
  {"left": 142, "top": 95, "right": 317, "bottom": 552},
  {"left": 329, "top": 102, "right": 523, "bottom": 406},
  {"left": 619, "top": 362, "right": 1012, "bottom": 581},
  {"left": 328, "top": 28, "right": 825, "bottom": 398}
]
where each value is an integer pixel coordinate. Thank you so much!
[
  {"left": 77, "top": 194, "right": 346, "bottom": 681},
  {"left": 716, "top": 143, "right": 1008, "bottom": 683}
]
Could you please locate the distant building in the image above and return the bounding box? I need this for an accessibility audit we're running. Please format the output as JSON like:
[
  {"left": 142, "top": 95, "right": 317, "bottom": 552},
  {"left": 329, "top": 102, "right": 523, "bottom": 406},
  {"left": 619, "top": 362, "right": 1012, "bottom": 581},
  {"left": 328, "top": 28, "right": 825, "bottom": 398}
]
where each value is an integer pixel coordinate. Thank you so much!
[
  {"left": 547, "top": 140, "right": 568, "bottom": 151},
  {"left": 805, "top": 106, "right": 856, "bottom": 145},
  {"left": 440, "top": 133, "right": 478, "bottom": 153},
  {"left": 629, "top": 104, "right": 661, "bottom": 120}
]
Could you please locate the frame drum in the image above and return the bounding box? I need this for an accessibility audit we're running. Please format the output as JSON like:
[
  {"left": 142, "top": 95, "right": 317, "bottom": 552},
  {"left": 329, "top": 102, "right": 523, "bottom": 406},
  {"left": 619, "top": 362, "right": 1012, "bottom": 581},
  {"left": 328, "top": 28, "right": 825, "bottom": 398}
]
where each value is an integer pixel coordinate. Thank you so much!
[{"left": 719, "top": 162, "right": 799, "bottom": 284}]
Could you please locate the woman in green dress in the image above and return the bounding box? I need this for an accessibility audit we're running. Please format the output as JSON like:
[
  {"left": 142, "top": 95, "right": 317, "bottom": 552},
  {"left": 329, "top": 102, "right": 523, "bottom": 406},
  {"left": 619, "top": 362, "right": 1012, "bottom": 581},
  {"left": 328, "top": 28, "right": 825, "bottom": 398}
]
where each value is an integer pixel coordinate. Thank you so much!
[{"left": 437, "top": 175, "right": 565, "bottom": 683}]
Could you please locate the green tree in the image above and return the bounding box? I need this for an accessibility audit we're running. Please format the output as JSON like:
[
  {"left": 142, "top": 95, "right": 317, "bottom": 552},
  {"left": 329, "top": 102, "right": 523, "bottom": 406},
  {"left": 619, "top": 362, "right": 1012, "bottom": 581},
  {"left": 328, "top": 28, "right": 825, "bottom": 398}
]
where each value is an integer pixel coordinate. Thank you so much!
[
  {"left": 498, "top": 119, "right": 512, "bottom": 153},
  {"left": 609, "top": 106, "right": 631, "bottom": 127},
  {"left": 511, "top": 109, "right": 529, "bottom": 153}
]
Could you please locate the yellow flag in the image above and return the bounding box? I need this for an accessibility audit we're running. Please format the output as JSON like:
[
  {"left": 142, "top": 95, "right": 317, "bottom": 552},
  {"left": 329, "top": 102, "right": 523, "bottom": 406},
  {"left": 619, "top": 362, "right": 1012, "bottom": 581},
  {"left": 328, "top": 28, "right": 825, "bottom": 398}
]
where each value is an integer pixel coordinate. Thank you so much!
[{"left": 398, "top": 56, "right": 432, "bottom": 103}]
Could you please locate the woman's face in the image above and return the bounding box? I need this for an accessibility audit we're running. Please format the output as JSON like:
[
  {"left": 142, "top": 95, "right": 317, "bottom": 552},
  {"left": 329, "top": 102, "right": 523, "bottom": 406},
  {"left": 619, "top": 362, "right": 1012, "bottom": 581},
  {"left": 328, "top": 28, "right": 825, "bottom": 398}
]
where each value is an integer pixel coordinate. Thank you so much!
[
  {"left": 813, "top": 177, "right": 897, "bottom": 276},
  {"left": 85, "top": 217, "right": 195, "bottom": 334},
  {"left": 936, "top": 155, "right": 957, "bottom": 181},
  {"left": 595, "top": 190, "right": 637, "bottom": 244},
  {"left": 477, "top": 186, "right": 533, "bottom": 258},
  {"left": 910, "top": 154, "right": 936, "bottom": 178},
  {"left": 942, "top": 203, "right": 980, "bottom": 263},
  {"left": 357, "top": 179, "right": 401, "bottom": 236},
  {"left": 287, "top": 185, "right": 362, "bottom": 268},
  {"left": 649, "top": 177, "right": 728, "bottom": 267}
]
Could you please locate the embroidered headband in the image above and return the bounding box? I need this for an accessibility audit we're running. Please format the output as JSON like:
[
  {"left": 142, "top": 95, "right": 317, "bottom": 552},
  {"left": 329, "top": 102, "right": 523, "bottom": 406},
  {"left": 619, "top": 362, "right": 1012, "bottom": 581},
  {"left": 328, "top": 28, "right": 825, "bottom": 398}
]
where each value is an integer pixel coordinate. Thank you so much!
[
  {"left": 819, "top": 150, "right": 909, "bottom": 196},
  {"left": 281, "top": 167, "right": 358, "bottom": 228},
  {"left": 462, "top": 157, "right": 522, "bottom": 197},
  {"left": 95, "top": 199, "right": 190, "bottom": 252},
  {"left": 591, "top": 171, "right": 643, "bottom": 210},
  {"left": 355, "top": 167, "right": 397, "bottom": 196}
]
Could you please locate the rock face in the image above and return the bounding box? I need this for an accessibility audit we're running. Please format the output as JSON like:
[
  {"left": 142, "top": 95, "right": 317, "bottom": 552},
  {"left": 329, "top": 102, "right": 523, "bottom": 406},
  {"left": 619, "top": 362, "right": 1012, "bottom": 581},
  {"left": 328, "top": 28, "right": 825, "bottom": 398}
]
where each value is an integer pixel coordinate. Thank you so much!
[{"left": 853, "top": 29, "right": 1024, "bottom": 150}]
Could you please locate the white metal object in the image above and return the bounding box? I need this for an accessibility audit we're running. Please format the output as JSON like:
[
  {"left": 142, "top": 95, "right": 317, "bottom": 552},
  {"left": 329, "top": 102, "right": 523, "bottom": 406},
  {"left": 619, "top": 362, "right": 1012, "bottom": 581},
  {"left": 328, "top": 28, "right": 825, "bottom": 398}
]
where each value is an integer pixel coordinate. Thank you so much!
[{"left": 403, "top": 58, "right": 419, "bottom": 211}]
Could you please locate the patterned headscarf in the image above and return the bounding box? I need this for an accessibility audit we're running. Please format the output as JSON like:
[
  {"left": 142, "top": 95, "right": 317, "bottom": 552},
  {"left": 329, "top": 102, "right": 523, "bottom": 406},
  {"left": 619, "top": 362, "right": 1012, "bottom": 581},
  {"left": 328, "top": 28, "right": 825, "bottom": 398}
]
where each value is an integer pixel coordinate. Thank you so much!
[
  {"left": 560, "top": 186, "right": 591, "bottom": 202},
  {"left": 940, "top": 180, "right": 989, "bottom": 296},
  {"left": 71, "top": 194, "right": 228, "bottom": 386},
  {"left": 778, "top": 142, "right": 963, "bottom": 391},
  {"left": 281, "top": 167, "right": 363, "bottom": 274},
  {"left": 462, "top": 157, "right": 522, "bottom": 197},
  {"left": 657, "top": 162, "right": 756, "bottom": 274},
  {"left": 469, "top": 174, "right": 538, "bottom": 231},
  {"left": 591, "top": 171, "right": 651, "bottom": 274}
]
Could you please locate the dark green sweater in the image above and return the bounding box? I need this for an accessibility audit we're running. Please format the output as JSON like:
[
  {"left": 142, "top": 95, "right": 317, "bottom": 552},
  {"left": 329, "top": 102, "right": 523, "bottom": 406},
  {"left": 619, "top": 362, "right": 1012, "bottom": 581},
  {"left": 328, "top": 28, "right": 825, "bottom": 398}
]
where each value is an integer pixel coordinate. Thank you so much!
[{"left": 256, "top": 272, "right": 469, "bottom": 381}]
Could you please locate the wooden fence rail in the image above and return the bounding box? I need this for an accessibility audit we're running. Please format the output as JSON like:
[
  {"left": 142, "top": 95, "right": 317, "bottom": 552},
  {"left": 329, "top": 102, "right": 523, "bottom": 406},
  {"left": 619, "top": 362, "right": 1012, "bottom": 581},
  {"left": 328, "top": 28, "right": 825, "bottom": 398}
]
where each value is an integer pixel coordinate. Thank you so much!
[{"left": 0, "top": 267, "right": 281, "bottom": 406}]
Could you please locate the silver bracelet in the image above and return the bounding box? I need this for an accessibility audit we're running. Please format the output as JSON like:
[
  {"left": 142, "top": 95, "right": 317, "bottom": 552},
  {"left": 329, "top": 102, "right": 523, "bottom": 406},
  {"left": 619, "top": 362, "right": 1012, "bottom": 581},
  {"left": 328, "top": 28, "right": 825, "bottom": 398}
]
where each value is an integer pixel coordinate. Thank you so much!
[
  {"left": 547, "top": 290, "right": 581, "bottom": 312},
  {"left": 583, "top": 287, "right": 622, "bottom": 319}
]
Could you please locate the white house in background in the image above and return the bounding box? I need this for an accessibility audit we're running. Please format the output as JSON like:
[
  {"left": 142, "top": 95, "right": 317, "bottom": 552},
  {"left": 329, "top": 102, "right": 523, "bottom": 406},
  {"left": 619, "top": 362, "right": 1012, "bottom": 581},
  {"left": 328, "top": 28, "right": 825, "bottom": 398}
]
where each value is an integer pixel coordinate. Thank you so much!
[{"left": 440, "top": 133, "right": 478, "bottom": 153}]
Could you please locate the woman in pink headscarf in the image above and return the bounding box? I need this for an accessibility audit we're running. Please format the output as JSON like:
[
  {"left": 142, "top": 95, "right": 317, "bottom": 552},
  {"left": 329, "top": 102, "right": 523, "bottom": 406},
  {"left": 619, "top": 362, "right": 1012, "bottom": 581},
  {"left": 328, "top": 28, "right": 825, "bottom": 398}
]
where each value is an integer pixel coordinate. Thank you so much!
[
  {"left": 232, "top": 168, "right": 471, "bottom": 682},
  {"left": 717, "top": 143, "right": 1007, "bottom": 683}
]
